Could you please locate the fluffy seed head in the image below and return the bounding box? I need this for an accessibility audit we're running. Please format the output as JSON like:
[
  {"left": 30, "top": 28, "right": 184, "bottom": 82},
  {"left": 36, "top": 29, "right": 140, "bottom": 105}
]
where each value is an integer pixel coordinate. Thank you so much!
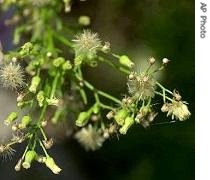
[
  {"left": 73, "top": 30, "right": 101, "bottom": 60},
  {"left": 0, "top": 63, "right": 24, "bottom": 90},
  {"left": 127, "top": 72, "right": 156, "bottom": 100},
  {"left": 74, "top": 124, "right": 105, "bottom": 151}
]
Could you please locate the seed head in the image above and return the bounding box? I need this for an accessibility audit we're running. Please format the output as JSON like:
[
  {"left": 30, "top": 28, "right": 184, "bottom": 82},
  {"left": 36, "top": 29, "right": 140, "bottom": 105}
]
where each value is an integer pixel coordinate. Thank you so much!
[
  {"left": 127, "top": 72, "right": 156, "bottom": 100},
  {"left": 73, "top": 30, "right": 101, "bottom": 61},
  {"left": 0, "top": 63, "right": 24, "bottom": 90},
  {"left": 74, "top": 125, "right": 105, "bottom": 151}
]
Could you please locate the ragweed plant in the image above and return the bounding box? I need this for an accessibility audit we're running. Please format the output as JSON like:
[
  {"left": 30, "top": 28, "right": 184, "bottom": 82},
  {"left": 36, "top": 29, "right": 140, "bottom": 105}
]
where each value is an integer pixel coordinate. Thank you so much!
[{"left": 0, "top": 0, "right": 190, "bottom": 175}]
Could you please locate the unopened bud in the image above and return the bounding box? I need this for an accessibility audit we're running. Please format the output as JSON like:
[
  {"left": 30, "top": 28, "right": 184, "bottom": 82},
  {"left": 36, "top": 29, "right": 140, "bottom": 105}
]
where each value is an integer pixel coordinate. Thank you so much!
[
  {"left": 4, "top": 112, "right": 18, "bottom": 125},
  {"left": 119, "top": 116, "right": 134, "bottom": 134},
  {"left": 37, "top": 91, "right": 45, "bottom": 107},
  {"left": 62, "top": 61, "right": 72, "bottom": 70},
  {"left": 29, "top": 76, "right": 41, "bottom": 93},
  {"left": 114, "top": 108, "right": 128, "bottom": 126},
  {"left": 128, "top": 72, "right": 136, "bottom": 80},
  {"left": 19, "top": 115, "right": 31, "bottom": 129},
  {"left": 75, "top": 111, "right": 91, "bottom": 127},
  {"left": 22, "top": 150, "right": 37, "bottom": 169},
  {"left": 119, "top": 55, "right": 134, "bottom": 68},
  {"left": 46, "top": 98, "right": 59, "bottom": 106},
  {"left": 149, "top": 57, "right": 156, "bottom": 65},
  {"left": 53, "top": 57, "right": 65, "bottom": 67},
  {"left": 45, "top": 157, "right": 62, "bottom": 174},
  {"left": 78, "top": 15, "right": 90, "bottom": 26},
  {"left": 162, "top": 58, "right": 170, "bottom": 65}
]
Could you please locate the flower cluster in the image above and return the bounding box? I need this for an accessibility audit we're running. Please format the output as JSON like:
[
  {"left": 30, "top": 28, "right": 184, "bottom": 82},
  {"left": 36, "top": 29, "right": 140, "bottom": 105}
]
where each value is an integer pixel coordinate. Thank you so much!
[{"left": 0, "top": 0, "right": 191, "bottom": 175}]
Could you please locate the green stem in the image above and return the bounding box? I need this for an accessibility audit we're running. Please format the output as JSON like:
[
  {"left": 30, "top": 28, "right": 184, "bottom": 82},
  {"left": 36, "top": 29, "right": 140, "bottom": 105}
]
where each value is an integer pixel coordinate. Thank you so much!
[
  {"left": 53, "top": 31, "right": 74, "bottom": 49},
  {"left": 75, "top": 73, "right": 121, "bottom": 104},
  {"left": 50, "top": 72, "right": 60, "bottom": 99},
  {"left": 98, "top": 56, "right": 130, "bottom": 75},
  {"left": 40, "top": 127, "right": 47, "bottom": 141},
  {"left": 99, "top": 103, "right": 114, "bottom": 110},
  {"left": 39, "top": 139, "right": 49, "bottom": 157},
  {"left": 38, "top": 104, "right": 48, "bottom": 123},
  {"left": 156, "top": 81, "right": 173, "bottom": 95},
  {"left": 97, "top": 90, "right": 122, "bottom": 105},
  {"left": 155, "top": 91, "right": 173, "bottom": 102}
]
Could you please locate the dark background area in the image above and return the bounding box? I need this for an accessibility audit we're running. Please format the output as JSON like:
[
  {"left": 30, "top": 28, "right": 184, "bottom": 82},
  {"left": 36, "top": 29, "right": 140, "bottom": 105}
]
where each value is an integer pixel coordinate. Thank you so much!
[{"left": 0, "top": 0, "right": 194, "bottom": 180}]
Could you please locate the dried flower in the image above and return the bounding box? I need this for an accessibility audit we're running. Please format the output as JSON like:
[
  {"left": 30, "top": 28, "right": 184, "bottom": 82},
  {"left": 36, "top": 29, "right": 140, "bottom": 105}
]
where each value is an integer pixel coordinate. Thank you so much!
[
  {"left": 15, "top": 158, "right": 23, "bottom": 171},
  {"left": 43, "top": 138, "right": 54, "bottom": 149},
  {"left": 0, "top": 144, "right": 16, "bottom": 161},
  {"left": 74, "top": 125, "right": 105, "bottom": 151},
  {"left": 127, "top": 72, "right": 156, "bottom": 100},
  {"left": 0, "top": 63, "right": 24, "bottom": 90},
  {"left": 161, "top": 101, "right": 191, "bottom": 121}
]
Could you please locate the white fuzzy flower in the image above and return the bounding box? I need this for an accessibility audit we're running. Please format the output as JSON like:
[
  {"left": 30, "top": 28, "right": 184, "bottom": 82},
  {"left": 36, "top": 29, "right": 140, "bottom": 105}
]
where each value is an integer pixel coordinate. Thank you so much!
[
  {"left": 0, "top": 63, "right": 24, "bottom": 90},
  {"left": 74, "top": 124, "right": 105, "bottom": 151},
  {"left": 72, "top": 30, "right": 101, "bottom": 60},
  {"left": 128, "top": 72, "right": 156, "bottom": 100},
  {"left": 161, "top": 101, "right": 191, "bottom": 121}
]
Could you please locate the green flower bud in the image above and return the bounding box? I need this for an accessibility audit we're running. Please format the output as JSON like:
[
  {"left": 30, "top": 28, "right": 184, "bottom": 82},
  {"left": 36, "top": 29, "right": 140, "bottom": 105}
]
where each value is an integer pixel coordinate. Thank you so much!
[
  {"left": 119, "top": 55, "right": 134, "bottom": 68},
  {"left": 29, "top": 76, "right": 41, "bottom": 93},
  {"left": 119, "top": 116, "right": 134, "bottom": 135},
  {"left": 53, "top": 57, "right": 65, "bottom": 67},
  {"left": 114, "top": 108, "right": 128, "bottom": 126},
  {"left": 45, "top": 157, "right": 62, "bottom": 174},
  {"left": 37, "top": 91, "right": 45, "bottom": 107},
  {"left": 78, "top": 15, "right": 91, "bottom": 26},
  {"left": 46, "top": 98, "right": 59, "bottom": 106},
  {"left": 17, "top": 100, "right": 32, "bottom": 108},
  {"left": 19, "top": 115, "right": 31, "bottom": 129},
  {"left": 62, "top": 60, "right": 72, "bottom": 70},
  {"left": 19, "top": 42, "right": 33, "bottom": 56},
  {"left": 4, "top": 112, "right": 18, "bottom": 125},
  {"left": 75, "top": 111, "right": 91, "bottom": 127},
  {"left": 22, "top": 150, "right": 37, "bottom": 169},
  {"left": 74, "top": 56, "right": 83, "bottom": 66}
]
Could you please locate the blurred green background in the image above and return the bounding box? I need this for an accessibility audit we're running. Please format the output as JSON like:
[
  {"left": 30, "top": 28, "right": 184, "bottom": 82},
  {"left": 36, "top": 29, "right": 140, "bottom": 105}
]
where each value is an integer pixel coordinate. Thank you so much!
[{"left": 0, "top": 0, "right": 194, "bottom": 180}]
